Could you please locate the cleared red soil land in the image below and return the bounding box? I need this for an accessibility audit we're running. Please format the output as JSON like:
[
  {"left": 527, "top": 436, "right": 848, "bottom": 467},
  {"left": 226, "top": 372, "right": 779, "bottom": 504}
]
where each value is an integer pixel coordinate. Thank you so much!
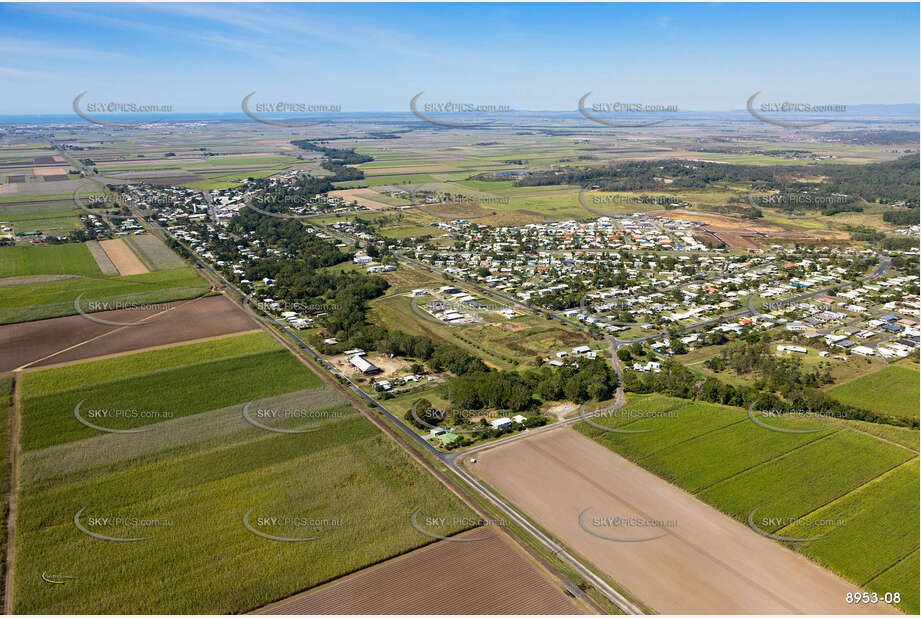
[
  {"left": 465, "top": 427, "right": 897, "bottom": 615},
  {"left": 253, "top": 529, "right": 591, "bottom": 615},
  {"left": 0, "top": 294, "right": 258, "bottom": 372}
]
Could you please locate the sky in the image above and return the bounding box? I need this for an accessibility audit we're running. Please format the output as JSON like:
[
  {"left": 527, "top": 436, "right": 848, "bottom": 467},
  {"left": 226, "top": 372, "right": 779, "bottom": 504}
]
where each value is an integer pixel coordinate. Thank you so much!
[{"left": 0, "top": 2, "right": 918, "bottom": 115}]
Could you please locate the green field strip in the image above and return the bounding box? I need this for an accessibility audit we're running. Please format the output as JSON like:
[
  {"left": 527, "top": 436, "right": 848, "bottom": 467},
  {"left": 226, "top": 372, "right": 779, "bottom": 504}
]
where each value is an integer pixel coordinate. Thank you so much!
[
  {"left": 698, "top": 429, "right": 915, "bottom": 531},
  {"left": 0, "top": 267, "right": 210, "bottom": 325},
  {"left": 21, "top": 348, "right": 322, "bottom": 450},
  {"left": 864, "top": 548, "right": 919, "bottom": 614},
  {"left": 638, "top": 417, "right": 749, "bottom": 460},
  {"left": 578, "top": 401, "right": 751, "bottom": 462},
  {"left": 22, "top": 388, "right": 352, "bottom": 486},
  {"left": 21, "top": 331, "right": 280, "bottom": 396},
  {"left": 0, "top": 244, "right": 101, "bottom": 279},
  {"left": 680, "top": 428, "right": 838, "bottom": 494},
  {"left": 835, "top": 418, "right": 920, "bottom": 452},
  {"left": 826, "top": 365, "right": 920, "bottom": 420},
  {"left": 776, "top": 459, "right": 919, "bottom": 586},
  {"left": 15, "top": 417, "right": 473, "bottom": 613}
]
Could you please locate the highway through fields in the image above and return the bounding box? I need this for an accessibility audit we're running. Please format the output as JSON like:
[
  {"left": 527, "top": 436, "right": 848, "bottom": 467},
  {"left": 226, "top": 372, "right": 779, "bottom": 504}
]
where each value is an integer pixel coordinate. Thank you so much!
[
  {"left": 112, "top": 204, "right": 639, "bottom": 614},
  {"left": 89, "top": 189, "right": 891, "bottom": 616}
]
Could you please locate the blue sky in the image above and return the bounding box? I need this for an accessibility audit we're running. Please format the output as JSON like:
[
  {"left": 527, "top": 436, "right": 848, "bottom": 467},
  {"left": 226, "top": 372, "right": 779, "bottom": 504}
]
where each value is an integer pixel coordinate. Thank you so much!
[{"left": 0, "top": 3, "right": 918, "bottom": 114}]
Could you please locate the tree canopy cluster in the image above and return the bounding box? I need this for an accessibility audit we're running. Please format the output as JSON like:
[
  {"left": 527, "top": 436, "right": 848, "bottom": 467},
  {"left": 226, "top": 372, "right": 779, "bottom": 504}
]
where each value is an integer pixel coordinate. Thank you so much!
[
  {"left": 623, "top": 360, "right": 917, "bottom": 428},
  {"left": 447, "top": 357, "right": 619, "bottom": 412}
]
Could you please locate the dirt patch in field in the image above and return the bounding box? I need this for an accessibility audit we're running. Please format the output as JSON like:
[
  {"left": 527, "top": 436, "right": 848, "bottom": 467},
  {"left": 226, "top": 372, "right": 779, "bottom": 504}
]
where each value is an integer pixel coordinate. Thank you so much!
[
  {"left": 32, "top": 166, "right": 67, "bottom": 176},
  {"left": 328, "top": 352, "right": 410, "bottom": 380},
  {"left": 98, "top": 238, "right": 149, "bottom": 275},
  {"left": 253, "top": 528, "right": 589, "bottom": 614},
  {"left": 328, "top": 188, "right": 394, "bottom": 210},
  {"left": 656, "top": 209, "right": 850, "bottom": 247},
  {"left": 714, "top": 232, "right": 761, "bottom": 250},
  {"left": 655, "top": 209, "right": 785, "bottom": 234},
  {"left": 0, "top": 294, "right": 258, "bottom": 372},
  {"left": 466, "top": 427, "right": 895, "bottom": 614}
]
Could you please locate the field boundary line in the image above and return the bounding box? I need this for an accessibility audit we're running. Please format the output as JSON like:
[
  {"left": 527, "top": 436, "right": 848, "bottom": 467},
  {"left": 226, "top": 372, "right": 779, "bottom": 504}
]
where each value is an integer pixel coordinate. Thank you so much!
[
  {"left": 637, "top": 417, "right": 748, "bottom": 462},
  {"left": 3, "top": 374, "right": 21, "bottom": 614},
  {"left": 778, "top": 455, "right": 919, "bottom": 539},
  {"left": 523, "top": 431, "right": 801, "bottom": 613},
  {"left": 18, "top": 327, "right": 262, "bottom": 374},
  {"left": 133, "top": 204, "right": 627, "bottom": 614},
  {"left": 691, "top": 429, "right": 840, "bottom": 495},
  {"left": 246, "top": 305, "right": 604, "bottom": 614},
  {"left": 13, "top": 293, "right": 220, "bottom": 371},
  {"left": 862, "top": 545, "right": 920, "bottom": 588},
  {"left": 836, "top": 422, "right": 920, "bottom": 454},
  {"left": 20, "top": 345, "right": 287, "bottom": 399}
]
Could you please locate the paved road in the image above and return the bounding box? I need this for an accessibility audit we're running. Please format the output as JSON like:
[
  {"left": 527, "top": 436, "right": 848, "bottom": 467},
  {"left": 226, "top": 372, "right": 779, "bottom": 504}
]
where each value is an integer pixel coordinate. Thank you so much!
[{"left": 123, "top": 214, "right": 644, "bottom": 614}]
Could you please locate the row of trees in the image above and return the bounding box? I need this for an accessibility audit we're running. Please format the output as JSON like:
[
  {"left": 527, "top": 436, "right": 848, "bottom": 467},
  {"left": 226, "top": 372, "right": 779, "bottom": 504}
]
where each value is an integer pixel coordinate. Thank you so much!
[
  {"left": 623, "top": 361, "right": 917, "bottom": 428},
  {"left": 515, "top": 154, "right": 919, "bottom": 209}
]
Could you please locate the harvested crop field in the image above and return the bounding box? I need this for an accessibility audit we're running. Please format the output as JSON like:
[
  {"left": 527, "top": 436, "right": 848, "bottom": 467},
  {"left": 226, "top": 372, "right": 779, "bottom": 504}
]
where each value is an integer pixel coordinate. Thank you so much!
[
  {"left": 465, "top": 427, "right": 897, "bottom": 614},
  {"left": 98, "top": 238, "right": 149, "bottom": 275},
  {"left": 327, "top": 188, "right": 395, "bottom": 210},
  {"left": 0, "top": 294, "right": 257, "bottom": 372},
  {"left": 255, "top": 528, "right": 589, "bottom": 615}
]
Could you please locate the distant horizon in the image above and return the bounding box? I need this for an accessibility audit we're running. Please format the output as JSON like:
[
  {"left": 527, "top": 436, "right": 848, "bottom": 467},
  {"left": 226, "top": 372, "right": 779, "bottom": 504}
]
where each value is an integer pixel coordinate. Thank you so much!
[
  {"left": 1, "top": 102, "right": 919, "bottom": 123},
  {"left": 1, "top": 3, "right": 918, "bottom": 115}
]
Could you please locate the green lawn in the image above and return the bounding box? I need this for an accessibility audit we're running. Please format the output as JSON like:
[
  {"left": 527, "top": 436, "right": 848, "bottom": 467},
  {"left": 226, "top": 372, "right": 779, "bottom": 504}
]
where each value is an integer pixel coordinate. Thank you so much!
[
  {"left": 827, "top": 365, "right": 920, "bottom": 419},
  {"left": 0, "top": 244, "right": 101, "bottom": 279}
]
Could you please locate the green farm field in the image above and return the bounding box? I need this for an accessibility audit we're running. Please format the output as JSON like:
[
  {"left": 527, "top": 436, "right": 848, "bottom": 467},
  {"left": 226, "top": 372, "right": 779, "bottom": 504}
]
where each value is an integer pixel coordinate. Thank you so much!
[
  {"left": 14, "top": 332, "right": 475, "bottom": 613},
  {"left": 19, "top": 332, "right": 317, "bottom": 450},
  {"left": 576, "top": 393, "right": 920, "bottom": 613},
  {"left": 0, "top": 267, "right": 210, "bottom": 324},
  {"left": 0, "top": 243, "right": 101, "bottom": 279},
  {"left": 0, "top": 201, "right": 82, "bottom": 235},
  {"left": 826, "top": 364, "right": 920, "bottom": 419}
]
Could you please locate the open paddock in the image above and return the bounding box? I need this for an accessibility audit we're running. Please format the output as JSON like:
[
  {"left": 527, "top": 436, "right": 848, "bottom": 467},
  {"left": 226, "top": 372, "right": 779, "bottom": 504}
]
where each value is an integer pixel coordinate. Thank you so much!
[
  {"left": 466, "top": 426, "right": 900, "bottom": 614},
  {"left": 0, "top": 294, "right": 258, "bottom": 373},
  {"left": 254, "top": 528, "right": 589, "bottom": 615}
]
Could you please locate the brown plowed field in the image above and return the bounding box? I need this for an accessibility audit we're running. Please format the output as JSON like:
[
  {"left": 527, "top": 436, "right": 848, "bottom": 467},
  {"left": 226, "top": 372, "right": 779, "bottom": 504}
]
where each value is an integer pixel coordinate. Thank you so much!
[
  {"left": 0, "top": 294, "right": 258, "bottom": 372},
  {"left": 466, "top": 427, "right": 897, "bottom": 615},
  {"left": 99, "top": 238, "right": 149, "bottom": 275},
  {"left": 253, "top": 528, "right": 590, "bottom": 615},
  {"left": 328, "top": 188, "right": 394, "bottom": 210}
]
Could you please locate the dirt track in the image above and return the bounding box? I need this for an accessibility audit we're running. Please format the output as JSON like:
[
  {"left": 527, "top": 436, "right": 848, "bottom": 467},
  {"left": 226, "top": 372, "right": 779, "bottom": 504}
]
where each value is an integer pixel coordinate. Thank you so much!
[
  {"left": 466, "top": 427, "right": 897, "bottom": 615},
  {"left": 253, "top": 528, "right": 590, "bottom": 615},
  {"left": 99, "top": 238, "right": 149, "bottom": 275},
  {"left": 0, "top": 295, "right": 258, "bottom": 372}
]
